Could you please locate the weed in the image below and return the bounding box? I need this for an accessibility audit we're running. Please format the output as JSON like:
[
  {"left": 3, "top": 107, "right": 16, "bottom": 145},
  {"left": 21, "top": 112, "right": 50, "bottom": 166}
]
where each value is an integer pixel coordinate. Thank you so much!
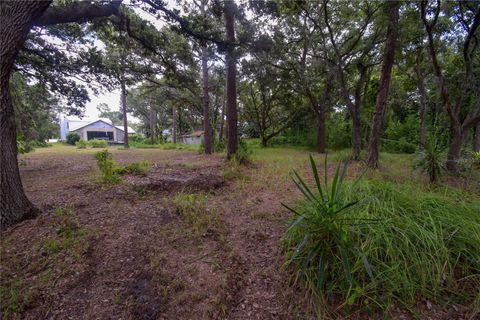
[
  {"left": 94, "top": 150, "right": 120, "bottom": 184},
  {"left": 171, "top": 193, "right": 222, "bottom": 237},
  {"left": 115, "top": 160, "right": 150, "bottom": 176},
  {"left": 75, "top": 139, "right": 88, "bottom": 149}
]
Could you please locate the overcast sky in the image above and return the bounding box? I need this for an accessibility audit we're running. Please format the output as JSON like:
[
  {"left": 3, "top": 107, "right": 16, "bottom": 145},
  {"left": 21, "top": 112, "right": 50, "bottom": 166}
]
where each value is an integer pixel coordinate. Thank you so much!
[{"left": 79, "top": 2, "right": 169, "bottom": 120}]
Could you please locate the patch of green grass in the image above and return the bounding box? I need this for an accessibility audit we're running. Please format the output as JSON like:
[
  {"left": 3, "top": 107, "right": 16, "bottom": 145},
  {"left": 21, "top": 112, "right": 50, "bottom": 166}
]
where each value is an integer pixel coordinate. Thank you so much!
[
  {"left": 131, "top": 141, "right": 198, "bottom": 152},
  {"left": 283, "top": 156, "right": 480, "bottom": 315},
  {"left": 171, "top": 192, "right": 222, "bottom": 237},
  {"left": 115, "top": 160, "right": 150, "bottom": 176}
]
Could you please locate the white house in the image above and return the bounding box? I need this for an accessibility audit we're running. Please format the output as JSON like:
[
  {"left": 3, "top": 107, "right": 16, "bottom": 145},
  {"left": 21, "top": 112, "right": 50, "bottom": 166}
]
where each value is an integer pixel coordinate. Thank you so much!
[
  {"left": 60, "top": 118, "right": 135, "bottom": 143},
  {"left": 181, "top": 130, "right": 204, "bottom": 145}
]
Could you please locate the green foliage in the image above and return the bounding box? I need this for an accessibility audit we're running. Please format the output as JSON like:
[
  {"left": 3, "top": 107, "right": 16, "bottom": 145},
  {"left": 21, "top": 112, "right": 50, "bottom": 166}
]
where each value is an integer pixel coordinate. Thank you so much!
[
  {"left": 383, "top": 115, "right": 419, "bottom": 154},
  {"left": 129, "top": 133, "right": 144, "bottom": 142},
  {"left": 472, "top": 151, "right": 480, "bottom": 169},
  {"left": 214, "top": 138, "right": 226, "bottom": 152},
  {"left": 16, "top": 135, "right": 34, "bottom": 154},
  {"left": 283, "top": 156, "right": 366, "bottom": 304},
  {"left": 75, "top": 139, "right": 88, "bottom": 149},
  {"left": 115, "top": 161, "right": 150, "bottom": 176},
  {"left": 382, "top": 137, "right": 417, "bottom": 154},
  {"left": 89, "top": 139, "right": 108, "bottom": 148},
  {"left": 284, "top": 156, "right": 480, "bottom": 311},
  {"left": 413, "top": 138, "right": 446, "bottom": 183},
  {"left": 94, "top": 150, "right": 120, "bottom": 184},
  {"left": 233, "top": 139, "right": 252, "bottom": 164},
  {"left": 66, "top": 132, "right": 80, "bottom": 145}
]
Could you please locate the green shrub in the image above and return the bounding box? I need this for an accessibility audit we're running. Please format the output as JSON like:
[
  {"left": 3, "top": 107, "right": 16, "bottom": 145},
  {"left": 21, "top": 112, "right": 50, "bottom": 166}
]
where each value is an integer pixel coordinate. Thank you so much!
[
  {"left": 94, "top": 150, "right": 120, "bottom": 183},
  {"left": 17, "top": 139, "right": 34, "bottom": 154},
  {"left": 382, "top": 137, "right": 417, "bottom": 154},
  {"left": 214, "top": 138, "right": 226, "bottom": 152},
  {"left": 283, "top": 155, "right": 480, "bottom": 312},
  {"left": 473, "top": 151, "right": 480, "bottom": 169},
  {"left": 66, "top": 132, "right": 80, "bottom": 145},
  {"left": 413, "top": 138, "right": 445, "bottom": 183},
  {"left": 89, "top": 139, "right": 108, "bottom": 148},
  {"left": 233, "top": 139, "right": 252, "bottom": 164},
  {"left": 75, "top": 139, "right": 88, "bottom": 149},
  {"left": 129, "top": 133, "right": 144, "bottom": 142},
  {"left": 283, "top": 156, "right": 367, "bottom": 305},
  {"left": 115, "top": 161, "right": 150, "bottom": 176}
]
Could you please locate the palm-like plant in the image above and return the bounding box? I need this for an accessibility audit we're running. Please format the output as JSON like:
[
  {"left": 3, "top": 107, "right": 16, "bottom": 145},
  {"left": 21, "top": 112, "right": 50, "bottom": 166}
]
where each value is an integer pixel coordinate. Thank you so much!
[
  {"left": 282, "top": 155, "right": 371, "bottom": 303},
  {"left": 414, "top": 138, "right": 446, "bottom": 183}
]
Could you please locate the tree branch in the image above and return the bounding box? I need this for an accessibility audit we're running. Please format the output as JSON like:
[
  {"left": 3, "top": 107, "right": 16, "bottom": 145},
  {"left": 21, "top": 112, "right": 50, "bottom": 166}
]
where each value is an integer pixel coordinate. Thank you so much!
[{"left": 33, "top": 1, "right": 122, "bottom": 26}]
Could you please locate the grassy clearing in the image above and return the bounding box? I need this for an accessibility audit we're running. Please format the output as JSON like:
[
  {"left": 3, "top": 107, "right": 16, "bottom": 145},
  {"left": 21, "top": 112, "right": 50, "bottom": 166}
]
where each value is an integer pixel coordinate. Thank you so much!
[
  {"left": 282, "top": 156, "right": 480, "bottom": 316},
  {"left": 130, "top": 141, "right": 199, "bottom": 152}
]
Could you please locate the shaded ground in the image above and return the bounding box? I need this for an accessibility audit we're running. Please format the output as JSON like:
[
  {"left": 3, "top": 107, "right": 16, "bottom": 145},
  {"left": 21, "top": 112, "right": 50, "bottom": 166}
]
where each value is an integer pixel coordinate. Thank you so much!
[{"left": 1, "top": 146, "right": 478, "bottom": 319}]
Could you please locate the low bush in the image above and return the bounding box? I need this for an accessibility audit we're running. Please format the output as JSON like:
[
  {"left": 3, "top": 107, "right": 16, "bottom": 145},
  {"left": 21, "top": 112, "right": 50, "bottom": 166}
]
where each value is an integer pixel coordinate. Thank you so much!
[
  {"left": 215, "top": 138, "right": 226, "bottom": 152},
  {"left": 17, "top": 139, "right": 34, "bottom": 154},
  {"left": 66, "top": 132, "right": 80, "bottom": 145},
  {"left": 283, "top": 155, "right": 480, "bottom": 313},
  {"left": 115, "top": 160, "right": 149, "bottom": 176},
  {"left": 413, "top": 138, "right": 445, "bottom": 183},
  {"left": 473, "top": 151, "right": 480, "bottom": 169},
  {"left": 89, "top": 139, "right": 108, "bottom": 148},
  {"left": 233, "top": 139, "right": 252, "bottom": 164},
  {"left": 75, "top": 139, "right": 88, "bottom": 149},
  {"left": 382, "top": 137, "right": 417, "bottom": 154},
  {"left": 94, "top": 150, "right": 120, "bottom": 184}
]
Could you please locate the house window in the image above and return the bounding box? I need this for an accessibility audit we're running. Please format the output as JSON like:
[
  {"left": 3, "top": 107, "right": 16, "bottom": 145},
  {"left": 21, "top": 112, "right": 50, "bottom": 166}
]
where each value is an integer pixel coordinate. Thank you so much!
[{"left": 87, "top": 131, "right": 113, "bottom": 140}]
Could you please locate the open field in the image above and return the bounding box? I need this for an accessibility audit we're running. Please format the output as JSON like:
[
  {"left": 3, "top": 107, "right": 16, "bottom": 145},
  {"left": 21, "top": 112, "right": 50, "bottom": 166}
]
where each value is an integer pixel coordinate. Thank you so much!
[{"left": 1, "top": 144, "right": 479, "bottom": 319}]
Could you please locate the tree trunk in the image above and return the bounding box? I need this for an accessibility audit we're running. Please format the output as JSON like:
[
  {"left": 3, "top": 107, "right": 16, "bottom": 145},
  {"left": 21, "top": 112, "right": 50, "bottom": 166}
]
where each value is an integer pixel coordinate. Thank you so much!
[
  {"left": 149, "top": 107, "right": 155, "bottom": 144},
  {"left": 351, "top": 114, "right": 362, "bottom": 160},
  {"left": 416, "top": 48, "right": 427, "bottom": 149},
  {"left": 225, "top": 1, "right": 237, "bottom": 159},
  {"left": 200, "top": 1, "right": 212, "bottom": 154},
  {"left": 261, "top": 136, "right": 267, "bottom": 148},
  {"left": 446, "top": 127, "right": 463, "bottom": 174},
  {"left": 316, "top": 110, "right": 326, "bottom": 153},
  {"left": 366, "top": 1, "right": 400, "bottom": 168},
  {"left": 172, "top": 105, "right": 177, "bottom": 143},
  {"left": 120, "top": 78, "right": 129, "bottom": 148},
  {"left": 475, "top": 122, "right": 480, "bottom": 152},
  {"left": 0, "top": 1, "right": 52, "bottom": 229},
  {"left": 219, "top": 95, "right": 225, "bottom": 141}
]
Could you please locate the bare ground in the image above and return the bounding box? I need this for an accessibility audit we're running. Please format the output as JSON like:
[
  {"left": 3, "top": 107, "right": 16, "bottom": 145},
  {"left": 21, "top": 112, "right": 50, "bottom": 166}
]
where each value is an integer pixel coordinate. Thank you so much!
[{"left": 1, "top": 148, "right": 308, "bottom": 320}]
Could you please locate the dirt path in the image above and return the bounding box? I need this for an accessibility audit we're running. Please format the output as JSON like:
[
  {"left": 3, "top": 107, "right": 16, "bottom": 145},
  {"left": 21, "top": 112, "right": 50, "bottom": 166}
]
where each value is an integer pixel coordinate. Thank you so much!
[{"left": 1, "top": 148, "right": 308, "bottom": 319}]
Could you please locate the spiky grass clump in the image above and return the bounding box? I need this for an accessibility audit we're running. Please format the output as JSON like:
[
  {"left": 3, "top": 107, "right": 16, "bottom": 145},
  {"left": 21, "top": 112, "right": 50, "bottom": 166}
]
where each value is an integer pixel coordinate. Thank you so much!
[
  {"left": 414, "top": 138, "right": 445, "bottom": 183},
  {"left": 283, "top": 155, "right": 480, "bottom": 313}
]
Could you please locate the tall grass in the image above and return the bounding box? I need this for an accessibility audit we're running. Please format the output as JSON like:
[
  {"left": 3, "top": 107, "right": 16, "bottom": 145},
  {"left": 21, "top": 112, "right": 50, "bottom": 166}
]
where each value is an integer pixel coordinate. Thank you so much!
[{"left": 283, "top": 156, "right": 480, "bottom": 313}]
